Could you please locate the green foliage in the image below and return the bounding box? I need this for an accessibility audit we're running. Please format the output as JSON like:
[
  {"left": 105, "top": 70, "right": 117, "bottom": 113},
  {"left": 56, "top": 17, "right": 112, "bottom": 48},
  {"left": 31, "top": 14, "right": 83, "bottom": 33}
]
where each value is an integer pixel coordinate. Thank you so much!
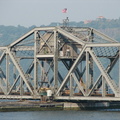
[
  {"left": 0, "top": 25, "right": 36, "bottom": 46},
  {"left": 69, "top": 18, "right": 120, "bottom": 29},
  {"left": 0, "top": 18, "right": 120, "bottom": 45}
]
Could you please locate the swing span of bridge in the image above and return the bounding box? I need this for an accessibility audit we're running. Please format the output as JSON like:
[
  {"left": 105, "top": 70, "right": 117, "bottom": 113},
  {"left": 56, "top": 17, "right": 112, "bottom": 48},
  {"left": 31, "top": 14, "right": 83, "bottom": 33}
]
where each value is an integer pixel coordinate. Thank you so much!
[{"left": 0, "top": 26, "right": 120, "bottom": 102}]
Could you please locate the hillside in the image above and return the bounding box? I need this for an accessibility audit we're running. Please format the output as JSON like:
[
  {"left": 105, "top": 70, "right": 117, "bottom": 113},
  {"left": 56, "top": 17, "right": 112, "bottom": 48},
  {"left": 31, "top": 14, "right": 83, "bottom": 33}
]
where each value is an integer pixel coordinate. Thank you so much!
[{"left": 0, "top": 17, "right": 120, "bottom": 46}]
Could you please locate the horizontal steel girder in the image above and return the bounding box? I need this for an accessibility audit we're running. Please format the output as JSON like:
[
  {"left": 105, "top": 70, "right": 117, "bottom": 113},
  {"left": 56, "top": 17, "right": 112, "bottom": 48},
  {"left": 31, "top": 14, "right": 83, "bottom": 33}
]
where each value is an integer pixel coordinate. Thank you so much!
[
  {"left": 55, "top": 96, "right": 120, "bottom": 101},
  {"left": 86, "top": 43, "right": 120, "bottom": 47}
]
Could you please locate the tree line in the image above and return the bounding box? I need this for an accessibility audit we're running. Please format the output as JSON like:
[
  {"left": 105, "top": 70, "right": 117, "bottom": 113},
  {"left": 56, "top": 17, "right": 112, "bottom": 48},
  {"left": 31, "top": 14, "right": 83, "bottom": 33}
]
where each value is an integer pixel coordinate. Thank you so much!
[{"left": 0, "top": 17, "right": 120, "bottom": 46}]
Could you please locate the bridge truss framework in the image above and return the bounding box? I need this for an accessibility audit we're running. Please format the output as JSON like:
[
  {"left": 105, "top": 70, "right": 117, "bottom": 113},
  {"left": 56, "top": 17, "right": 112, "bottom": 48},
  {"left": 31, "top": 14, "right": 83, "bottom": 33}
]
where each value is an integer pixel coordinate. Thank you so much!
[{"left": 0, "top": 26, "right": 120, "bottom": 101}]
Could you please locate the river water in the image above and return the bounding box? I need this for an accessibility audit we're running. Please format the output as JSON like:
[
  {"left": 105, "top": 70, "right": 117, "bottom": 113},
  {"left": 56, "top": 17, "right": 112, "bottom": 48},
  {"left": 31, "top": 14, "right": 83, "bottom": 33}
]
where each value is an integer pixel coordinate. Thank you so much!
[{"left": 0, "top": 110, "right": 120, "bottom": 120}]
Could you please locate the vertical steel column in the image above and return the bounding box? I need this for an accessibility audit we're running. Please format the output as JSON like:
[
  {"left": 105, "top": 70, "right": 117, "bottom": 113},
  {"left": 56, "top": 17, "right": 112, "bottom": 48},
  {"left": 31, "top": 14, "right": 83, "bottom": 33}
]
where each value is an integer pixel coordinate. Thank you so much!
[
  {"left": 54, "top": 30, "right": 58, "bottom": 90},
  {"left": 41, "top": 61, "right": 44, "bottom": 84},
  {"left": 102, "top": 76, "right": 106, "bottom": 97},
  {"left": 89, "top": 57, "right": 93, "bottom": 88},
  {"left": 13, "top": 65, "right": 16, "bottom": 90},
  {"left": 34, "top": 31, "right": 38, "bottom": 92},
  {"left": 70, "top": 73, "right": 73, "bottom": 96},
  {"left": 89, "top": 29, "right": 94, "bottom": 89},
  {"left": 13, "top": 51, "right": 16, "bottom": 90},
  {"left": 6, "top": 53, "right": 9, "bottom": 93},
  {"left": 86, "top": 50, "right": 89, "bottom": 94},
  {"left": 20, "top": 77, "right": 23, "bottom": 95}
]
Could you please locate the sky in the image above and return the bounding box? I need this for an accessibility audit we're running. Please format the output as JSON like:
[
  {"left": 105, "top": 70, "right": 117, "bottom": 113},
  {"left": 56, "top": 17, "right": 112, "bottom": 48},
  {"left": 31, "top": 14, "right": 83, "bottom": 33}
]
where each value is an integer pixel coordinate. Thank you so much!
[{"left": 0, "top": 0, "right": 120, "bottom": 27}]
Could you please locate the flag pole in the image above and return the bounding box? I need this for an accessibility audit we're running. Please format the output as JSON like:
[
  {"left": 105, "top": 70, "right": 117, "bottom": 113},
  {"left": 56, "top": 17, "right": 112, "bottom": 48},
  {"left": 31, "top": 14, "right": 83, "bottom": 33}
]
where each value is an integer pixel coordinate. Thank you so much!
[{"left": 62, "top": 8, "right": 69, "bottom": 27}]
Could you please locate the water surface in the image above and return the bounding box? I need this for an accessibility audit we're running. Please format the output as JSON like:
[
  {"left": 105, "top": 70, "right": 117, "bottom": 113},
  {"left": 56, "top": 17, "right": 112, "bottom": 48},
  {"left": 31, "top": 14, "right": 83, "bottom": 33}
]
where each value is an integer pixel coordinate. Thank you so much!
[{"left": 0, "top": 110, "right": 120, "bottom": 120}]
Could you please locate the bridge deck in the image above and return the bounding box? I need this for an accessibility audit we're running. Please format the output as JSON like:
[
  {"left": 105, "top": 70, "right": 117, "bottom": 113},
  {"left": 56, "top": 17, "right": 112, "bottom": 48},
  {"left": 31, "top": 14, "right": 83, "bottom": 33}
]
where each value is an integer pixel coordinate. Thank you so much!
[
  {"left": 1, "top": 94, "right": 120, "bottom": 102},
  {"left": 55, "top": 96, "right": 120, "bottom": 101}
]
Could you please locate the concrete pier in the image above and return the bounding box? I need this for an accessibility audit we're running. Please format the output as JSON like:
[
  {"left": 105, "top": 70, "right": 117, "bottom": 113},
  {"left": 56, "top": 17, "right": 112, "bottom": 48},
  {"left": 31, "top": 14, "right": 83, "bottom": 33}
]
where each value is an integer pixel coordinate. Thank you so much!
[
  {"left": 1, "top": 100, "right": 120, "bottom": 111},
  {"left": 0, "top": 100, "right": 63, "bottom": 112}
]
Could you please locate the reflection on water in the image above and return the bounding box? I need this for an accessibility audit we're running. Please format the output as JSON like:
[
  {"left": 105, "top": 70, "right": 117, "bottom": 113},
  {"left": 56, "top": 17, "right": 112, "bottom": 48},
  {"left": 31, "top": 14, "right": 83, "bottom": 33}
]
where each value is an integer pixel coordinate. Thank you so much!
[{"left": 0, "top": 110, "right": 120, "bottom": 120}]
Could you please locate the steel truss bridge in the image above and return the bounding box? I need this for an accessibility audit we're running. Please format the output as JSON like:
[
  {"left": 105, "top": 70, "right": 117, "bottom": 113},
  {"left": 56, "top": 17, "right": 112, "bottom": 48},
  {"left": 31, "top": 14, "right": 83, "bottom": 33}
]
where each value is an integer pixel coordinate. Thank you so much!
[{"left": 0, "top": 26, "right": 120, "bottom": 102}]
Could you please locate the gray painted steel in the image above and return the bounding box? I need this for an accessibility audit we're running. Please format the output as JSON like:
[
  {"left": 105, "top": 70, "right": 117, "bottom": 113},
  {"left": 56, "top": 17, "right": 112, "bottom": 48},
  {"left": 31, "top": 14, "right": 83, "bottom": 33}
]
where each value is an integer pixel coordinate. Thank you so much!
[{"left": 0, "top": 26, "right": 120, "bottom": 101}]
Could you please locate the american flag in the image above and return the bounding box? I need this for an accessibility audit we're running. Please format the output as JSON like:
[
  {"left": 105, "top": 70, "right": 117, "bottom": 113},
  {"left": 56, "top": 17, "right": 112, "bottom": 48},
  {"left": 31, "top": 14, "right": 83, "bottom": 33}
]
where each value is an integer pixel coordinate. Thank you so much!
[{"left": 62, "top": 8, "right": 67, "bottom": 13}]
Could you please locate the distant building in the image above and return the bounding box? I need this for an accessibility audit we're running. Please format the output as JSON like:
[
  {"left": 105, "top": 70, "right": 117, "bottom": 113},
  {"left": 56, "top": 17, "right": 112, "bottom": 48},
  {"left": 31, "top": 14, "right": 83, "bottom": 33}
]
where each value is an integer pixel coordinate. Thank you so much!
[
  {"left": 84, "top": 20, "right": 92, "bottom": 24},
  {"left": 97, "top": 16, "right": 105, "bottom": 19}
]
